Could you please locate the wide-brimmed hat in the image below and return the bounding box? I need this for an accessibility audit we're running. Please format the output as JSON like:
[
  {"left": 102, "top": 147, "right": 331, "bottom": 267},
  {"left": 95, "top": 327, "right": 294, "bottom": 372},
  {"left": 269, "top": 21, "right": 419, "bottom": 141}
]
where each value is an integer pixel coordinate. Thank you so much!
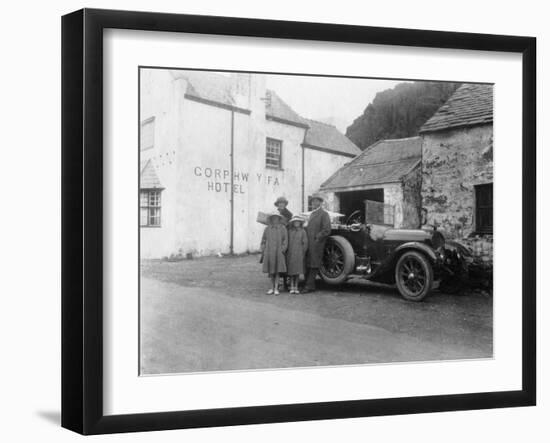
[
  {"left": 310, "top": 193, "right": 325, "bottom": 202},
  {"left": 274, "top": 196, "right": 289, "bottom": 206},
  {"left": 289, "top": 215, "right": 305, "bottom": 224},
  {"left": 267, "top": 212, "right": 285, "bottom": 221}
]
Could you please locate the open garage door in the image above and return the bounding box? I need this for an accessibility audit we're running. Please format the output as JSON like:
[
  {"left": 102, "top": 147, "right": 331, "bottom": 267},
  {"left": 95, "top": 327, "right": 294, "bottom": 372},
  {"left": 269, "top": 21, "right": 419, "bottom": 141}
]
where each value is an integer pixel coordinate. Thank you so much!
[{"left": 337, "top": 188, "right": 384, "bottom": 220}]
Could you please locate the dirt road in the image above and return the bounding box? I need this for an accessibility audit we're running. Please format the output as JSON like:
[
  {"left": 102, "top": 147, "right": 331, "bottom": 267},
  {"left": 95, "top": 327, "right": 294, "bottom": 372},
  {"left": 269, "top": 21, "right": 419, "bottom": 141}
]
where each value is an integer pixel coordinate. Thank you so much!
[{"left": 140, "top": 255, "right": 492, "bottom": 374}]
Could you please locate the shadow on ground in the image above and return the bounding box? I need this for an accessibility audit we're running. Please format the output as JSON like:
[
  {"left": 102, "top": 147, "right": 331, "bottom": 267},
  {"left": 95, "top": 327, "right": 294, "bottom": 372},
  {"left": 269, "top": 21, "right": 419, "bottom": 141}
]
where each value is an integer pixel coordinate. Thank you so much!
[{"left": 36, "top": 410, "right": 60, "bottom": 426}]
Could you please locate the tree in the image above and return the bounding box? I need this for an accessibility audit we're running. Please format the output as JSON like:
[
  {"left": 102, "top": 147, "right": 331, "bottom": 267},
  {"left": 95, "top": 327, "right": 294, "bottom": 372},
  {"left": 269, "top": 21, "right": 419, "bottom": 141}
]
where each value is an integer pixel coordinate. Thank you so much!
[{"left": 346, "top": 82, "right": 461, "bottom": 150}]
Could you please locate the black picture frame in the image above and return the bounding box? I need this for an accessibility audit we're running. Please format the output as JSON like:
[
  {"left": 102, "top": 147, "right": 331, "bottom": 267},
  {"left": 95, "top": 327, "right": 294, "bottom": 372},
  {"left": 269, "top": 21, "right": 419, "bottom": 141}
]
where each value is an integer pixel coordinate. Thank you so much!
[{"left": 61, "top": 8, "right": 536, "bottom": 435}]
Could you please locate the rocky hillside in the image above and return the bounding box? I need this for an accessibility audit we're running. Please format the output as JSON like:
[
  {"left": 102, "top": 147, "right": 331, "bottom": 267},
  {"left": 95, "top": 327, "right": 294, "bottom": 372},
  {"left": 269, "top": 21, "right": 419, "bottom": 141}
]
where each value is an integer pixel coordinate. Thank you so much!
[{"left": 346, "top": 82, "right": 461, "bottom": 150}]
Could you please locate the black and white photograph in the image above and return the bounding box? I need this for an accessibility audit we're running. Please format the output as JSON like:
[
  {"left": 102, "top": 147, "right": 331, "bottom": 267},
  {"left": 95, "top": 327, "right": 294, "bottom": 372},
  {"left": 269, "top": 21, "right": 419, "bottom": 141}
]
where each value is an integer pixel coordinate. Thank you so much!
[
  {"left": 139, "top": 68, "right": 494, "bottom": 375},
  {"left": 1, "top": 0, "right": 544, "bottom": 439}
]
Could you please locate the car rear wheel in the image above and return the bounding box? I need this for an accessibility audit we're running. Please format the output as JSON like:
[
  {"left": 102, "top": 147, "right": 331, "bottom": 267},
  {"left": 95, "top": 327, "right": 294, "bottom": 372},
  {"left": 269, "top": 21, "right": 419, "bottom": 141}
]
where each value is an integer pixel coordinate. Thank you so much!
[
  {"left": 395, "top": 251, "right": 433, "bottom": 301},
  {"left": 320, "top": 236, "right": 355, "bottom": 285}
]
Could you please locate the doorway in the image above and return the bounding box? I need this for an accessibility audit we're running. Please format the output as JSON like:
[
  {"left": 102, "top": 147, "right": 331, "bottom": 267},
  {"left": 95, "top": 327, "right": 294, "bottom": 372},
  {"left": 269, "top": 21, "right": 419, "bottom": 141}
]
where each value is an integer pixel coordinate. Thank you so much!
[{"left": 338, "top": 188, "right": 384, "bottom": 220}]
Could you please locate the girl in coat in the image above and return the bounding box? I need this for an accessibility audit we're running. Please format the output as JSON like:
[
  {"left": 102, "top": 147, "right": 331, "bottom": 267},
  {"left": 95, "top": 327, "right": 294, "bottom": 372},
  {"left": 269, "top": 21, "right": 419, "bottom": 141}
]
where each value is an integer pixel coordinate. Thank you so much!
[
  {"left": 286, "top": 216, "right": 308, "bottom": 294},
  {"left": 260, "top": 213, "right": 288, "bottom": 295}
]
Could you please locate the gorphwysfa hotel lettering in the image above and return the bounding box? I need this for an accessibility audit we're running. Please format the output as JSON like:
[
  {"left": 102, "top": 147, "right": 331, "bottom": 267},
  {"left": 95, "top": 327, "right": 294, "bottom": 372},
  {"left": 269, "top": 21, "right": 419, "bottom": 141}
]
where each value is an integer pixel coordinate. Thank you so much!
[{"left": 193, "top": 166, "right": 280, "bottom": 193}]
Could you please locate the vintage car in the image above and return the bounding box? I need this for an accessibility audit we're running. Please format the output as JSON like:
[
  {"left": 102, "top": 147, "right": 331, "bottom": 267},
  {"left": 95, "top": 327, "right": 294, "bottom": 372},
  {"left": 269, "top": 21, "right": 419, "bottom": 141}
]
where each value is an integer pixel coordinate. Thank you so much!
[{"left": 319, "top": 210, "right": 472, "bottom": 301}]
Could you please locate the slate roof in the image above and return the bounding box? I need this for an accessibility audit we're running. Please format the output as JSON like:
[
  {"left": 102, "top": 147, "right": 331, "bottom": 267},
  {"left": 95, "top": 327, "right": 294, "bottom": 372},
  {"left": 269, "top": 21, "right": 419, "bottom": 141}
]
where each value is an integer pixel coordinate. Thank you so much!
[
  {"left": 419, "top": 83, "right": 493, "bottom": 133},
  {"left": 265, "top": 90, "right": 309, "bottom": 128},
  {"left": 171, "top": 71, "right": 307, "bottom": 126},
  {"left": 320, "top": 136, "right": 421, "bottom": 190},
  {"left": 303, "top": 119, "right": 361, "bottom": 157},
  {"left": 172, "top": 70, "right": 236, "bottom": 107},
  {"left": 140, "top": 160, "right": 163, "bottom": 189},
  {"left": 168, "top": 70, "right": 358, "bottom": 157}
]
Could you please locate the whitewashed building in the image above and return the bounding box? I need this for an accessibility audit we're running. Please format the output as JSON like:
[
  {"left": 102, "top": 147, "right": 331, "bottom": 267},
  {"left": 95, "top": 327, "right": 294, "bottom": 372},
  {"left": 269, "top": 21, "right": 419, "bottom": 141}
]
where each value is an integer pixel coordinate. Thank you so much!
[{"left": 140, "top": 69, "right": 360, "bottom": 258}]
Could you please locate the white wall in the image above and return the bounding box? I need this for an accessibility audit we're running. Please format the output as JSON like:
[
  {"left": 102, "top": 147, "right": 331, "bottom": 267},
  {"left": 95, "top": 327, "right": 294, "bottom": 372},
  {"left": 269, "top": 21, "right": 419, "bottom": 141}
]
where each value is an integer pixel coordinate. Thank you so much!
[
  {"left": 303, "top": 148, "right": 353, "bottom": 210},
  {"left": 243, "top": 119, "right": 306, "bottom": 252},
  {"left": 139, "top": 69, "right": 181, "bottom": 258},
  {"left": 175, "top": 98, "right": 234, "bottom": 255},
  {"left": 174, "top": 101, "right": 308, "bottom": 256},
  {"left": 2, "top": 2, "right": 547, "bottom": 443},
  {"left": 140, "top": 70, "right": 356, "bottom": 257},
  {"left": 383, "top": 183, "right": 405, "bottom": 227}
]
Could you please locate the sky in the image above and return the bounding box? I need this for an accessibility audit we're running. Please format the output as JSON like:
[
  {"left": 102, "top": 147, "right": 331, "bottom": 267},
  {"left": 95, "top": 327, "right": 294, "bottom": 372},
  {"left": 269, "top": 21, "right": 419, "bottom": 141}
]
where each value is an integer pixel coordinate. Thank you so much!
[{"left": 265, "top": 74, "right": 405, "bottom": 132}]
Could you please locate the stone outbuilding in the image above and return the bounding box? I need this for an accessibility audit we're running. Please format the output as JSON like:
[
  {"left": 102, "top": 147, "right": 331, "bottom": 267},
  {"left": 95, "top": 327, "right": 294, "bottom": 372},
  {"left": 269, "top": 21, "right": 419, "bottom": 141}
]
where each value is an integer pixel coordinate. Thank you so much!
[
  {"left": 419, "top": 83, "right": 493, "bottom": 239},
  {"left": 320, "top": 136, "right": 422, "bottom": 228}
]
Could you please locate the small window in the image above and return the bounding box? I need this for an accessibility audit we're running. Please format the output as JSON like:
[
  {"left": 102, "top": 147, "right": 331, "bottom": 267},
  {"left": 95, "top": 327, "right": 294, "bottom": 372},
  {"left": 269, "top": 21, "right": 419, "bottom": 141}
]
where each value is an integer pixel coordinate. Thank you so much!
[
  {"left": 266, "top": 138, "right": 282, "bottom": 169},
  {"left": 475, "top": 183, "right": 493, "bottom": 234},
  {"left": 140, "top": 190, "right": 162, "bottom": 227},
  {"left": 140, "top": 117, "right": 155, "bottom": 151}
]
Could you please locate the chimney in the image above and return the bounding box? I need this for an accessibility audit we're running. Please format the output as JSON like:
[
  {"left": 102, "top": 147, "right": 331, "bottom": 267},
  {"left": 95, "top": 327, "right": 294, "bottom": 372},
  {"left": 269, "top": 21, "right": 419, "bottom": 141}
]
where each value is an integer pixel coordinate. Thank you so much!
[
  {"left": 230, "top": 73, "right": 266, "bottom": 117},
  {"left": 230, "top": 73, "right": 251, "bottom": 109}
]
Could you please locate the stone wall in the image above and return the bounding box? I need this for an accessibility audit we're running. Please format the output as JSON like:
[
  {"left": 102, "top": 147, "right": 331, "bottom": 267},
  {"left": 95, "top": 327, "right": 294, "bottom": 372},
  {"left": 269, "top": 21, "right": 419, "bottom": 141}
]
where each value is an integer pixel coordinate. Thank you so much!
[
  {"left": 324, "top": 191, "right": 340, "bottom": 213},
  {"left": 401, "top": 163, "right": 422, "bottom": 229},
  {"left": 383, "top": 183, "right": 404, "bottom": 228},
  {"left": 461, "top": 235, "right": 493, "bottom": 267},
  {"left": 421, "top": 124, "right": 493, "bottom": 238}
]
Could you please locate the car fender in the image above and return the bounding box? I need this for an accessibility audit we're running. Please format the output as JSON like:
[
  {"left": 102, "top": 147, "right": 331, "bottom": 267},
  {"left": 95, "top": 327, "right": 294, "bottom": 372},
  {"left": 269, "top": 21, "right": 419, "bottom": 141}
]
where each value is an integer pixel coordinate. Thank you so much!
[
  {"left": 445, "top": 239, "right": 473, "bottom": 259},
  {"left": 394, "top": 242, "right": 438, "bottom": 263}
]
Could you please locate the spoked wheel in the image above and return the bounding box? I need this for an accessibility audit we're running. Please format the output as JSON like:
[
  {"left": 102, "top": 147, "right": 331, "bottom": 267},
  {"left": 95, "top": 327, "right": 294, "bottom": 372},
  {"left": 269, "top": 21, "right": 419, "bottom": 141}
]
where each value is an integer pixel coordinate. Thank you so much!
[
  {"left": 395, "top": 251, "right": 433, "bottom": 301},
  {"left": 323, "top": 243, "right": 345, "bottom": 277},
  {"left": 320, "top": 236, "right": 355, "bottom": 285}
]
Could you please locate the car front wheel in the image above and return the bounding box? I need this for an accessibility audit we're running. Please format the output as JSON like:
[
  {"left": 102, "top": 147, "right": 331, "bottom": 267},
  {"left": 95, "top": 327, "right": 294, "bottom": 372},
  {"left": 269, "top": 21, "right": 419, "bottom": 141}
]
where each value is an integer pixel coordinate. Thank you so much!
[
  {"left": 395, "top": 251, "right": 434, "bottom": 301},
  {"left": 319, "top": 235, "right": 355, "bottom": 285}
]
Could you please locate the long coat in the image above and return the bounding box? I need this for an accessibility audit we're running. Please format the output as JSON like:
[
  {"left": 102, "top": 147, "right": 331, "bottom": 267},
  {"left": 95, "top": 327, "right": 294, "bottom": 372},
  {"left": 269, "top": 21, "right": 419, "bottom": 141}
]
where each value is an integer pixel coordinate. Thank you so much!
[
  {"left": 286, "top": 227, "right": 308, "bottom": 276},
  {"left": 305, "top": 208, "right": 331, "bottom": 269},
  {"left": 277, "top": 207, "right": 293, "bottom": 224},
  {"left": 260, "top": 224, "right": 288, "bottom": 274}
]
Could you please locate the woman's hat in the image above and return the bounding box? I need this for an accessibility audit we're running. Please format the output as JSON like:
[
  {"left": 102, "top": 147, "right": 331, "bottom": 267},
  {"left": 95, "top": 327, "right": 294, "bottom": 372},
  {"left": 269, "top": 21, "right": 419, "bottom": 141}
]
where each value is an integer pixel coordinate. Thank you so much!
[
  {"left": 289, "top": 215, "right": 305, "bottom": 224},
  {"left": 310, "top": 193, "right": 324, "bottom": 202},
  {"left": 274, "top": 196, "right": 289, "bottom": 206}
]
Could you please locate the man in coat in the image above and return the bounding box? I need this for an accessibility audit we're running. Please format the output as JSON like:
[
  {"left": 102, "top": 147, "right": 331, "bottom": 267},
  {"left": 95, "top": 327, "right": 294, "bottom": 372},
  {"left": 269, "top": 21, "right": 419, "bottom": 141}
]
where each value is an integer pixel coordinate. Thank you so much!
[{"left": 303, "top": 193, "right": 331, "bottom": 293}]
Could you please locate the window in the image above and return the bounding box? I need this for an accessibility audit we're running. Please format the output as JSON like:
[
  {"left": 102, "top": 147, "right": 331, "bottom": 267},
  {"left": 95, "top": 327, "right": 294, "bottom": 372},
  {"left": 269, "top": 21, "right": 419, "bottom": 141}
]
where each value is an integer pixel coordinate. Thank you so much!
[
  {"left": 140, "top": 117, "right": 155, "bottom": 151},
  {"left": 140, "top": 190, "right": 162, "bottom": 226},
  {"left": 266, "top": 138, "right": 282, "bottom": 169},
  {"left": 475, "top": 183, "right": 493, "bottom": 234}
]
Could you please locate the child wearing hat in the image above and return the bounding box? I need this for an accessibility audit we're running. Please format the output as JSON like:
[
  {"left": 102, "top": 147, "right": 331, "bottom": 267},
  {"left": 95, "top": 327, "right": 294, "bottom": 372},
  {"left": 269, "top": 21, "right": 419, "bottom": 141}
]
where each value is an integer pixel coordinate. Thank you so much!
[
  {"left": 274, "top": 196, "right": 293, "bottom": 291},
  {"left": 260, "top": 212, "right": 288, "bottom": 295},
  {"left": 286, "top": 216, "right": 308, "bottom": 294}
]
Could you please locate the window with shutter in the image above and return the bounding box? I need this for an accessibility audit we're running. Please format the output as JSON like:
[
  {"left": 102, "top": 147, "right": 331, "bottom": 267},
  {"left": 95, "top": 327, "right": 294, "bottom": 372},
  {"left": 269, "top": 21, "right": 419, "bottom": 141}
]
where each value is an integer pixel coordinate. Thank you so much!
[{"left": 475, "top": 183, "right": 493, "bottom": 234}]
